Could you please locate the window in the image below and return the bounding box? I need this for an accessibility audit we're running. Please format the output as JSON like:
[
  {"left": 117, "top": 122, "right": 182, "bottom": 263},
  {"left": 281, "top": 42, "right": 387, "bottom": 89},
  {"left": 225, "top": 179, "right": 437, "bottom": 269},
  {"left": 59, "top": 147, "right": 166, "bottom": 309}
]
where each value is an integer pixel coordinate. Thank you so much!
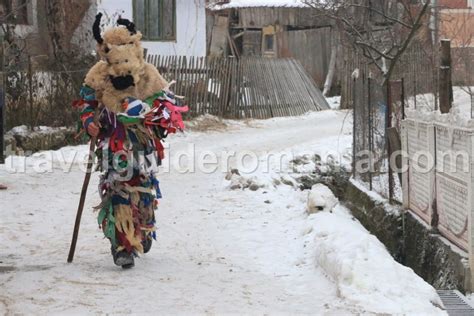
[
  {"left": 133, "top": 0, "right": 176, "bottom": 41},
  {"left": 0, "top": 0, "right": 29, "bottom": 25},
  {"left": 264, "top": 34, "right": 274, "bottom": 52}
]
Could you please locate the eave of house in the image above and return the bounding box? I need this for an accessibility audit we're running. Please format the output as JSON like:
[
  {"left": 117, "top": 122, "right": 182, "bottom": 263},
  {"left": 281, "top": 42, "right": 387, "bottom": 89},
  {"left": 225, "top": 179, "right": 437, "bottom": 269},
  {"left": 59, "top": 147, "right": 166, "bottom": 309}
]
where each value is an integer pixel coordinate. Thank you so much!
[
  {"left": 440, "top": 8, "right": 474, "bottom": 13},
  {"left": 207, "top": 0, "right": 312, "bottom": 11}
]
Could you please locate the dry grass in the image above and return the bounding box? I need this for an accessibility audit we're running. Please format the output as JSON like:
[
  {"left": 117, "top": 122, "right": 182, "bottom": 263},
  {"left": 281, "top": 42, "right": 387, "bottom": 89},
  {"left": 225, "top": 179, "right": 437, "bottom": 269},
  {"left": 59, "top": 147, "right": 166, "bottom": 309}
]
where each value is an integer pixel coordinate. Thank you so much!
[
  {"left": 185, "top": 114, "right": 229, "bottom": 132},
  {"left": 184, "top": 114, "right": 265, "bottom": 133}
]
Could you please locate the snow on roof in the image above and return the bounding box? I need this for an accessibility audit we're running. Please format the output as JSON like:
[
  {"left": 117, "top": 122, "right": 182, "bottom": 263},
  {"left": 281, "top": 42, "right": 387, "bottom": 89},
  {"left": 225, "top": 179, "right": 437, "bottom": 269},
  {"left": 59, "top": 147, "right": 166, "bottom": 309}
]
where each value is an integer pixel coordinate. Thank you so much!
[{"left": 208, "top": 0, "right": 311, "bottom": 11}]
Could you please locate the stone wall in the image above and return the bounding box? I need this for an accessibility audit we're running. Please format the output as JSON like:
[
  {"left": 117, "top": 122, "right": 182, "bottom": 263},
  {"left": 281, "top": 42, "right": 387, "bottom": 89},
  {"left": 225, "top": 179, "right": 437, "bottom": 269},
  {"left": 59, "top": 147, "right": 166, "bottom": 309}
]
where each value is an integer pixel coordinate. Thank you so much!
[
  {"left": 296, "top": 166, "right": 472, "bottom": 293},
  {"left": 343, "top": 180, "right": 471, "bottom": 293},
  {"left": 6, "top": 126, "right": 83, "bottom": 155}
]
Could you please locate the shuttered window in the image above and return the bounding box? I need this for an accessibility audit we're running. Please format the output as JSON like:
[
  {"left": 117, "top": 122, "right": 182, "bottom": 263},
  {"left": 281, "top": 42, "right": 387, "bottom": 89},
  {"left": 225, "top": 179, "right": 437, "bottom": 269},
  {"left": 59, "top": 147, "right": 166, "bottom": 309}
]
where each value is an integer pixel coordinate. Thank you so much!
[{"left": 133, "top": 0, "right": 176, "bottom": 41}]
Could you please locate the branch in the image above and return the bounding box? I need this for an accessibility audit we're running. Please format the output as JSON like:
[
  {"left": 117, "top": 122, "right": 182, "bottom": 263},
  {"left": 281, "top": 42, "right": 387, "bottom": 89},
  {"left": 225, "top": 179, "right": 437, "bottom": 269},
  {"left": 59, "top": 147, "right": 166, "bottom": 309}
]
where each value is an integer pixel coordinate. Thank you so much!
[
  {"left": 355, "top": 41, "right": 394, "bottom": 60},
  {"left": 347, "top": 3, "right": 413, "bottom": 29},
  {"left": 384, "top": 0, "right": 432, "bottom": 84}
]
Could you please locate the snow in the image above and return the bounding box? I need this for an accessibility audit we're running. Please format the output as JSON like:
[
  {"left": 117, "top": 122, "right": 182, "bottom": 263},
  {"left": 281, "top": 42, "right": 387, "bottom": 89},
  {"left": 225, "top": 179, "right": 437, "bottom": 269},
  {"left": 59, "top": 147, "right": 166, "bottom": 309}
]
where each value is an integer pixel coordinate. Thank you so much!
[
  {"left": 7, "top": 125, "right": 69, "bottom": 137},
  {"left": 9, "top": 125, "right": 28, "bottom": 135},
  {"left": 406, "top": 87, "right": 474, "bottom": 128},
  {"left": 438, "top": 236, "right": 469, "bottom": 260},
  {"left": 306, "top": 183, "right": 338, "bottom": 214},
  {"left": 0, "top": 107, "right": 445, "bottom": 314},
  {"left": 350, "top": 178, "right": 401, "bottom": 216},
  {"left": 354, "top": 172, "right": 403, "bottom": 205},
  {"left": 326, "top": 96, "right": 341, "bottom": 110},
  {"left": 466, "top": 293, "right": 474, "bottom": 307},
  {"left": 312, "top": 205, "right": 444, "bottom": 314},
  {"left": 351, "top": 68, "right": 360, "bottom": 79},
  {"left": 208, "top": 0, "right": 310, "bottom": 10}
]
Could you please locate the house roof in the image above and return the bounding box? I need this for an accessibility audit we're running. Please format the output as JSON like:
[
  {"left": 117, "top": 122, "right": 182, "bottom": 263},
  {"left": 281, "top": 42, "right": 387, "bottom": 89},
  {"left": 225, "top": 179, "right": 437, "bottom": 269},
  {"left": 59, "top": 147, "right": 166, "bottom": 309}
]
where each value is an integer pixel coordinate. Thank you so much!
[
  {"left": 438, "top": 0, "right": 469, "bottom": 9},
  {"left": 208, "top": 0, "right": 312, "bottom": 11}
]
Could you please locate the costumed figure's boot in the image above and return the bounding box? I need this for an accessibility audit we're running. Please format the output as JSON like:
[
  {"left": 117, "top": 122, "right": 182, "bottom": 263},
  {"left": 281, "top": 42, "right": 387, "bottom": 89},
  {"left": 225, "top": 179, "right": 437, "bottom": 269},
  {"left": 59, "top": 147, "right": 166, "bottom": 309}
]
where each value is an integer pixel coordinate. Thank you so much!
[
  {"left": 142, "top": 234, "right": 153, "bottom": 254},
  {"left": 111, "top": 246, "right": 135, "bottom": 269}
]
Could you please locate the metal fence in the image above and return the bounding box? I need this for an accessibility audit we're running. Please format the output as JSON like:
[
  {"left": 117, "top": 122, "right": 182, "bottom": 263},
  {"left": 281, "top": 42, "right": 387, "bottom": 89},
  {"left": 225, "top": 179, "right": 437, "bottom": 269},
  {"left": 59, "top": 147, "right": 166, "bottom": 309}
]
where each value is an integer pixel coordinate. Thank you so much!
[
  {"left": 351, "top": 43, "right": 437, "bottom": 201},
  {"left": 5, "top": 68, "right": 88, "bottom": 130}
]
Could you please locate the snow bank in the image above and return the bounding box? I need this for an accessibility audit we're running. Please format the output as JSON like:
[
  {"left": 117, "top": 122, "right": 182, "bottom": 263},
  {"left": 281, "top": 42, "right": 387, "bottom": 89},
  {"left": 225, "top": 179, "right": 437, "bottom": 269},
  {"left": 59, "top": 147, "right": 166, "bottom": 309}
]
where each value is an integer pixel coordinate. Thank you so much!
[
  {"left": 312, "top": 206, "right": 445, "bottom": 314},
  {"left": 8, "top": 125, "right": 69, "bottom": 136},
  {"left": 225, "top": 169, "right": 269, "bottom": 191},
  {"left": 406, "top": 87, "right": 474, "bottom": 128},
  {"left": 3, "top": 145, "right": 90, "bottom": 173},
  {"left": 306, "top": 184, "right": 338, "bottom": 214},
  {"left": 326, "top": 96, "right": 341, "bottom": 110},
  {"left": 350, "top": 178, "right": 401, "bottom": 215}
]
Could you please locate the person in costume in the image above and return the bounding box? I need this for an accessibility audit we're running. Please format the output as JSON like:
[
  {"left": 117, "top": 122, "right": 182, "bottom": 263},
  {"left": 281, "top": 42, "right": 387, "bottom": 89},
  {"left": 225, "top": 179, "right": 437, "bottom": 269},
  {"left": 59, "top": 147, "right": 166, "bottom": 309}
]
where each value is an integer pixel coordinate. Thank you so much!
[{"left": 76, "top": 14, "right": 188, "bottom": 268}]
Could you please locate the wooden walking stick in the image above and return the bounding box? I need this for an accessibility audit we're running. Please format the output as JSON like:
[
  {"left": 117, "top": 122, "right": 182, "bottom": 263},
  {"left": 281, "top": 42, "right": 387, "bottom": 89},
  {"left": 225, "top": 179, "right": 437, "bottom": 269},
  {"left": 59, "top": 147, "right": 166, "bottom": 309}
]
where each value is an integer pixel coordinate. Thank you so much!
[{"left": 67, "top": 108, "right": 100, "bottom": 263}]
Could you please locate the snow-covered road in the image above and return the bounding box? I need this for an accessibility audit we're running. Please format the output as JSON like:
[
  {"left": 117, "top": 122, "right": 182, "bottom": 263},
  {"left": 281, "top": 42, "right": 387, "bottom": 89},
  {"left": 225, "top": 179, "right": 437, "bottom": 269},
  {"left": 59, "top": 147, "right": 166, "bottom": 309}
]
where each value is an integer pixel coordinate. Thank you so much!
[{"left": 0, "top": 110, "right": 444, "bottom": 315}]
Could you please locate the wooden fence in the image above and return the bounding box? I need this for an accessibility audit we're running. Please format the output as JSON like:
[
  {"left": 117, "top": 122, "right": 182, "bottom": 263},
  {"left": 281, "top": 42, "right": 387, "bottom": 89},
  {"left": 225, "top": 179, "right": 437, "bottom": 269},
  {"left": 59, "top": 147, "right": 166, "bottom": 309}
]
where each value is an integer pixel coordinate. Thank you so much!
[
  {"left": 279, "top": 27, "right": 333, "bottom": 87},
  {"left": 145, "top": 55, "right": 329, "bottom": 119},
  {"left": 340, "top": 42, "right": 437, "bottom": 109}
]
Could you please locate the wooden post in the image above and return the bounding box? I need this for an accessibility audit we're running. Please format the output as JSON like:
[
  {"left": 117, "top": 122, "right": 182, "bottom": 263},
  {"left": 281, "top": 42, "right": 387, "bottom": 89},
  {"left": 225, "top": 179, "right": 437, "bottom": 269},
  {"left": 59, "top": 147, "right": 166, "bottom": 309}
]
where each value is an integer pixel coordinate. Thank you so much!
[
  {"left": 323, "top": 32, "right": 337, "bottom": 97},
  {"left": 439, "top": 40, "right": 453, "bottom": 114},
  {"left": 352, "top": 77, "right": 356, "bottom": 178},
  {"left": 471, "top": 94, "right": 474, "bottom": 119},
  {"left": 386, "top": 82, "right": 394, "bottom": 202},
  {"left": 27, "top": 55, "right": 33, "bottom": 129},
  {"left": 469, "top": 130, "right": 474, "bottom": 291},
  {"left": 387, "top": 127, "right": 403, "bottom": 185},
  {"left": 401, "top": 78, "right": 406, "bottom": 120},
  {"left": 368, "top": 76, "right": 373, "bottom": 191},
  {"left": 0, "top": 36, "right": 4, "bottom": 164}
]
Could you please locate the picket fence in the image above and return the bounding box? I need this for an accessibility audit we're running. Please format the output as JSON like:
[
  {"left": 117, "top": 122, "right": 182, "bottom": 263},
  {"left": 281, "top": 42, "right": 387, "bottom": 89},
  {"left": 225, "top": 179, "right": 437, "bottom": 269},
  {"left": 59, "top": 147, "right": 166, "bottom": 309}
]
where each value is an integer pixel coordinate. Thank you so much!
[{"left": 146, "top": 55, "right": 329, "bottom": 119}]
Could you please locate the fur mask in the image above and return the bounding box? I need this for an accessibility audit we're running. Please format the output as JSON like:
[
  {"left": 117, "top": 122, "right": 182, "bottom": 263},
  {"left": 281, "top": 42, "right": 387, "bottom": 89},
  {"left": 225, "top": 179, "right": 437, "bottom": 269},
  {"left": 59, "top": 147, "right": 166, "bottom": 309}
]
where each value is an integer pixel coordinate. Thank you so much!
[
  {"left": 85, "top": 13, "right": 168, "bottom": 113},
  {"left": 93, "top": 13, "right": 144, "bottom": 60}
]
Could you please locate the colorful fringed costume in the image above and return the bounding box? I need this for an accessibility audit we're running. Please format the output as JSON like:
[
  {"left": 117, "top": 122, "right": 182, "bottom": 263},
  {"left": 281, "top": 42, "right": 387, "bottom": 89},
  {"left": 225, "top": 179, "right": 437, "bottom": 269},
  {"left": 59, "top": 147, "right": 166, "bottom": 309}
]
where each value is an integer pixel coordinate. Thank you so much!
[{"left": 75, "top": 14, "right": 188, "bottom": 268}]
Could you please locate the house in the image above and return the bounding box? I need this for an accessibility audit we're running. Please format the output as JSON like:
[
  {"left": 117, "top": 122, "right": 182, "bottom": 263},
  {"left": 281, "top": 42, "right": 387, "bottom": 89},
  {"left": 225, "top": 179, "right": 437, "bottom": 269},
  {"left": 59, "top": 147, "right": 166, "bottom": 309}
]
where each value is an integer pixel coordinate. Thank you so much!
[
  {"left": 0, "top": 0, "right": 96, "bottom": 64},
  {"left": 98, "top": 0, "right": 207, "bottom": 57},
  {"left": 207, "top": 0, "right": 335, "bottom": 89},
  {"left": 439, "top": 0, "right": 474, "bottom": 47},
  {"left": 438, "top": 0, "right": 474, "bottom": 84}
]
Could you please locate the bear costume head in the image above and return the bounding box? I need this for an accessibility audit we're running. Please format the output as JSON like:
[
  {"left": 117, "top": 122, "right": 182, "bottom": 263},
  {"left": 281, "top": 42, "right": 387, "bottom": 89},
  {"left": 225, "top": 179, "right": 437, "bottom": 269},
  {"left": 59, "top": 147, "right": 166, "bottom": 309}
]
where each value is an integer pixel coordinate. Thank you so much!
[{"left": 84, "top": 13, "right": 168, "bottom": 113}]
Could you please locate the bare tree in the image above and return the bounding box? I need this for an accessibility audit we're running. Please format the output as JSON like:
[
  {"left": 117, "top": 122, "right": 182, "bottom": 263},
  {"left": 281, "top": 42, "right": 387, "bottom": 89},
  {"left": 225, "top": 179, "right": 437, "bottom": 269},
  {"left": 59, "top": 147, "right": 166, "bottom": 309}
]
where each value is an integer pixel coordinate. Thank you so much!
[
  {"left": 441, "top": 8, "right": 474, "bottom": 114},
  {"left": 304, "top": 0, "right": 432, "bottom": 85},
  {"left": 0, "top": 1, "right": 96, "bottom": 129}
]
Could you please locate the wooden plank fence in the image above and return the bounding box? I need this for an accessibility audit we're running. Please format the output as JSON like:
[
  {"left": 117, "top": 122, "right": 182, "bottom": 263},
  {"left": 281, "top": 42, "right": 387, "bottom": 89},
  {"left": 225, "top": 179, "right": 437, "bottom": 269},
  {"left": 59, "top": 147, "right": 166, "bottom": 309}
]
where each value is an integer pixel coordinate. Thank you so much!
[
  {"left": 340, "top": 41, "right": 437, "bottom": 109},
  {"left": 146, "top": 55, "right": 329, "bottom": 119}
]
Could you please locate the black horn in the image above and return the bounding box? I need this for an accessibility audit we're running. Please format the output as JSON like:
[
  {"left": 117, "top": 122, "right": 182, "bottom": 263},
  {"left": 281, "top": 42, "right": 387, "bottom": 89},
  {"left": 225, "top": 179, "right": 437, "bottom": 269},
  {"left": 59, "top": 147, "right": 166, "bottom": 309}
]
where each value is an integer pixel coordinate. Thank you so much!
[
  {"left": 117, "top": 18, "right": 137, "bottom": 35},
  {"left": 93, "top": 13, "right": 104, "bottom": 44}
]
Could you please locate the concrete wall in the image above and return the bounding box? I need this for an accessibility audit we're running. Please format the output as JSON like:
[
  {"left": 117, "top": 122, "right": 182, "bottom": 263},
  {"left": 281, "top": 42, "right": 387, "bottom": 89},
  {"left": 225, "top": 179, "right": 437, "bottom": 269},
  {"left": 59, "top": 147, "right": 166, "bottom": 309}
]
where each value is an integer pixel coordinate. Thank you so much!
[{"left": 98, "top": 0, "right": 207, "bottom": 57}]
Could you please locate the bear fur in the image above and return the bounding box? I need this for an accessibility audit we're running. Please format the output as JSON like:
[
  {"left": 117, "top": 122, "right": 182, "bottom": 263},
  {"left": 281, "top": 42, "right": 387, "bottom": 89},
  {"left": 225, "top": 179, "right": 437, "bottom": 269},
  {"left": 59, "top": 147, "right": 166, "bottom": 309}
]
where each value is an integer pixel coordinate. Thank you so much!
[{"left": 86, "top": 14, "right": 168, "bottom": 113}]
